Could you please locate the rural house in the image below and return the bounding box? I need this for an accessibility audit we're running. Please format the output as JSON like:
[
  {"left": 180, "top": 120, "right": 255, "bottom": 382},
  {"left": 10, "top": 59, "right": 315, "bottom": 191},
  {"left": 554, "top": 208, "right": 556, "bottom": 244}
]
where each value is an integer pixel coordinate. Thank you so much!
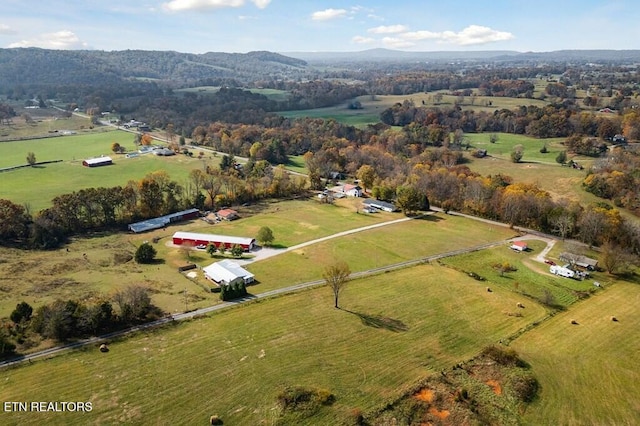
[
  {"left": 559, "top": 253, "right": 598, "bottom": 270},
  {"left": 342, "top": 184, "right": 363, "bottom": 197},
  {"left": 217, "top": 209, "right": 239, "bottom": 221}
]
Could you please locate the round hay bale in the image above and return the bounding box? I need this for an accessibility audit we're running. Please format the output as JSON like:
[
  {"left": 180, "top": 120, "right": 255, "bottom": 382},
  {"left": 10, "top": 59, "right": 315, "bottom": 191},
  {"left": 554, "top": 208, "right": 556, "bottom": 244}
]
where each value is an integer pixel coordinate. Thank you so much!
[
  {"left": 611, "top": 316, "right": 618, "bottom": 322},
  {"left": 210, "top": 415, "right": 223, "bottom": 425},
  {"left": 99, "top": 343, "right": 109, "bottom": 353},
  {"left": 570, "top": 319, "right": 578, "bottom": 325},
  {"left": 486, "top": 287, "right": 492, "bottom": 292},
  {"left": 516, "top": 302, "right": 524, "bottom": 308}
]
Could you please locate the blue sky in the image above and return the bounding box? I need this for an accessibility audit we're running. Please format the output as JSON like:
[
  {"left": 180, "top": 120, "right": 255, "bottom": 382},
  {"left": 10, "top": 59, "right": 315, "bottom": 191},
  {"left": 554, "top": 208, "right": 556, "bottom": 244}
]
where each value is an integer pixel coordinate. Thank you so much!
[{"left": 1, "top": 0, "right": 638, "bottom": 53}]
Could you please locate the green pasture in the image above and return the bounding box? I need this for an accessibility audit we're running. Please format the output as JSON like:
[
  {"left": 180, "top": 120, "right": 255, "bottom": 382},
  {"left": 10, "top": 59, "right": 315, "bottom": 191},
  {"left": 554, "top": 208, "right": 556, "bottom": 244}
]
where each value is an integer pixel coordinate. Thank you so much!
[
  {"left": 244, "top": 213, "right": 517, "bottom": 294},
  {"left": 439, "top": 241, "right": 606, "bottom": 309},
  {"left": 464, "top": 133, "right": 567, "bottom": 164},
  {"left": 285, "top": 155, "right": 308, "bottom": 174},
  {"left": 512, "top": 281, "right": 640, "bottom": 425},
  {"left": 0, "top": 263, "right": 547, "bottom": 425},
  {"left": 0, "top": 131, "right": 215, "bottom": 211},
  {"left": 0, "top": 110, "right": 96, "bottom": 141}
]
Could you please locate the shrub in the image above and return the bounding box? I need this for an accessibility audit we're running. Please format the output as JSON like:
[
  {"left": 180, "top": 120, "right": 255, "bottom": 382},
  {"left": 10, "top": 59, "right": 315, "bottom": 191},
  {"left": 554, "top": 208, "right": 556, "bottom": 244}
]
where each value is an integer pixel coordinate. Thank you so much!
[
  {"left": 481, "top": 345, "right": 524, "bottom": 367},
  {"left": 135, "top": 242, "right": 157, "bottom": 264},
  {"left": 277, "top": 386, "right": 335, "bottom": 412},
  {"left": 510, "top": 373, "right": 538, "bottom": 402}
]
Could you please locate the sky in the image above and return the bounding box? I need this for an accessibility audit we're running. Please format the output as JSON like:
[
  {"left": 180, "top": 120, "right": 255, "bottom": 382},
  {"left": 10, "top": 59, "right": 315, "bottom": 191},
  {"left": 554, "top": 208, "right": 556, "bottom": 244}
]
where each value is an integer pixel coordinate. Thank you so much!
[{"left": 1, "top": 0, "right": 638, "bottom": 54}]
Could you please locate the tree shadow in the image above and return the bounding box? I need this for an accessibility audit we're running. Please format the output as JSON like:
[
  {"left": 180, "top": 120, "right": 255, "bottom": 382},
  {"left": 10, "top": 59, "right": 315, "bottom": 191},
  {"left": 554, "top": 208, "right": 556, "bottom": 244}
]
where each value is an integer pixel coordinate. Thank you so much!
[{"left": 343, "top": 309, "right": 409, "bottom": 332}]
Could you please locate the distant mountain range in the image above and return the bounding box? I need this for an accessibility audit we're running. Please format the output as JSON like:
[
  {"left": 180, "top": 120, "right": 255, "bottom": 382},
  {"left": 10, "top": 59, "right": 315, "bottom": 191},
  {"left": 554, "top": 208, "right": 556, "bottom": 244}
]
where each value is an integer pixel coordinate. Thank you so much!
[
  {"left": 1, "top": 47, "right": 639, "bottom": 90},
  {"left": 283, "top": 48, "right": 640, "bottom": 63}
]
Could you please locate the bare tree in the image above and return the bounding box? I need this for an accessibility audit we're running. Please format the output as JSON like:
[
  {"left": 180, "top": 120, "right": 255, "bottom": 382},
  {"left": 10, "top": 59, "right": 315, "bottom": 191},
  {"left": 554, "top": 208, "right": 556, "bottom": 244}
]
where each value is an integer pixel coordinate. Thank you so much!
[{"left": 323, "top": 261, "right": 351, "bottom": 309}]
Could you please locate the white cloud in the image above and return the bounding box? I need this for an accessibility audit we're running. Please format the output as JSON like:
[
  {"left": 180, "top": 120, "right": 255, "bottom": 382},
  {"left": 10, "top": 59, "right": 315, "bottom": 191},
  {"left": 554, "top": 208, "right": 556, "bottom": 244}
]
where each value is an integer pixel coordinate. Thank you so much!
[
  {"left": 0, "top": 24, "right": 16, "bottom": 35},
  {"left": 251, "top": 0, "right": 271, "bottom": 9},
  {"left": 311, "top": 8, "right": 347, "bottom": 21},
  {"left": 401, "top": 25, "right": 514, "bottom": 46},
  {"left": 382, "top": 36, "right": 415, "bottom": 49},
  {"left": 163, "top": 0, "right": 245, "bottom": 12},
  {"left": 8, "top": 30, "right": 88, "bottom": 49},
  {"left": 368, "top": 25, "right": 407, "bottom": 34},
  {"left": 352, "top": 35, "right": 375, "bottom": 44}
]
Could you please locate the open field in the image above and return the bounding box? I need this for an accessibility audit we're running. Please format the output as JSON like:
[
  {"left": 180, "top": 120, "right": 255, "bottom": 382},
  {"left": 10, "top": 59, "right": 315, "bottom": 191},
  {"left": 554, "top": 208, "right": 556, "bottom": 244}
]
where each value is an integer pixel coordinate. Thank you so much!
[
  {"left": 512, "top": 280, "right": 640, "bottom": 425},
  {"left": 278, "top": 92, "right": 550, "bottom": 127},
  {"left": 0, "top": 263, "right": 548, "bottom": 425},
  {"left": 0, "top": 107, "right": 97, "bottom": 141},
  {"left": 0, "top": 131, "right": 216, "bottom": 212},
  {"left": 0, "top": 199, "right": 515, "bottom": 319}
]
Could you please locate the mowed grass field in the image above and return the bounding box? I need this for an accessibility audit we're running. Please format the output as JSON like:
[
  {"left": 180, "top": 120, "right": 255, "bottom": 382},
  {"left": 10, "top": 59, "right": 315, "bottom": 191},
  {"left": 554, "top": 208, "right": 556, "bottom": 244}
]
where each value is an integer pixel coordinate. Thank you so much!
[
  {"left": 512, "top": 280, "right": 640, "bottom": 425},
  {"left": 0, "top": 263, "right": 548, "bottom": 425},
  {"left": 0, "top": 199, "right": 516, "bottom": 319},
  {"left": 0, "top": 130, "right": 215, "bottom": 211}
]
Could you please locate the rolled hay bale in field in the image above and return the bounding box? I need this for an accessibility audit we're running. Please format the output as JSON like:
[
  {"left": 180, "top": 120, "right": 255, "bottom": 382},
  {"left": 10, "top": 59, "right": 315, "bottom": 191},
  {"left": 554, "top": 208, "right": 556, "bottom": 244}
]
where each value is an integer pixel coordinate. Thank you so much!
[
  {"left": 99, "top": 343, "right": 109, "bottom": 353},
  {"left": 516, "top": 302, "right": 524, "bottom": 308},
  {"left": 486, "top": 287, "right": 492, "bottom": 292},
  {"left": 611, "top": 316, "right": 618, "bottom": 322},
  {"left": 570, "top": 319, "right": 578, "bottom": 325},
  {"left": 210, "top": 415, "right": 223, "bottom": 425}
]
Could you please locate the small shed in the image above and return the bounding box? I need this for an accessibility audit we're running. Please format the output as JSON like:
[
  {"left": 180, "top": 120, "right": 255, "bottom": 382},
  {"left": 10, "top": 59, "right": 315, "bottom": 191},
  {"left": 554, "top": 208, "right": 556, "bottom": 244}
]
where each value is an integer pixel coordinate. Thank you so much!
[
  {"left": 362, "top": 199, "right": 397, "bottom": 212},
  {"left": 510, "top": 241, "right": 528, "bottom": 252}
]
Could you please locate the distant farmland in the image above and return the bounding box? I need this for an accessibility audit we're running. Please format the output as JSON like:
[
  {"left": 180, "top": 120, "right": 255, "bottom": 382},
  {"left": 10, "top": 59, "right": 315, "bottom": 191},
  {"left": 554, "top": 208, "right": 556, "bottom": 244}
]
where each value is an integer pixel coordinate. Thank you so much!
[{"left": 0, "top": 131, "right": 214, "bottom": 212}]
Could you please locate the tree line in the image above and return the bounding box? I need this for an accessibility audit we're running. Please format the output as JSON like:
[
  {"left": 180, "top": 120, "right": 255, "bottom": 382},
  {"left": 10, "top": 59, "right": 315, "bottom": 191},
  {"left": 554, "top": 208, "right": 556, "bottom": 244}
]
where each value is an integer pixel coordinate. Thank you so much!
[
  {"left": 0, "top": 285, "right": 161, "bottom": 359},
  {"left": 0, "top": 159, "right": 306, "bottom": 249}
]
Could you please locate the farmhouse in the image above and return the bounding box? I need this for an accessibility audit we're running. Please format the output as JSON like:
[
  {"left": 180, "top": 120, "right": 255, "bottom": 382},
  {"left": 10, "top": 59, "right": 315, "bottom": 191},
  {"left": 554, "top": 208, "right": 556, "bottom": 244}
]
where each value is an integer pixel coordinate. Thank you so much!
[
  {"left": 153, "top": 147, "right": 175, "bottom": 156},
  {"left": 172, "top": 231, "right": 256, "bottom": 251},
  {"left": 510, "top": 241, "right": 528, "bottom": 252},
  {"left": 203, "top": 259, "right": 254, "bottom": 286},
  {"left": 362, "top": 198, "right": 398, "bottom": 212},
  {"left": 217, "top": 208, "right": 239, "bottom": 221},
  {"left": 128, "top": 208, "right": 200, "bottom": 233},
  {"left": 82, "top": 156, "right": 113, "bottom": 167},
  {"left": 342, "top": 184, "right": 363, "bottom": 197},
  {"left": 559, "top": 252, "right": 598, "bottom": 270}
]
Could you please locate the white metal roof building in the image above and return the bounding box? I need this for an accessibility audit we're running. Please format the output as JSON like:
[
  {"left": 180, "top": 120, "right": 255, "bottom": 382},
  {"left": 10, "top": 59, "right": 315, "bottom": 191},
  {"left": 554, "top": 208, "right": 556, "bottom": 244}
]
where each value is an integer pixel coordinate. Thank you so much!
[{"left": 203, "top": 259, "right": 255, "bottom": 285}]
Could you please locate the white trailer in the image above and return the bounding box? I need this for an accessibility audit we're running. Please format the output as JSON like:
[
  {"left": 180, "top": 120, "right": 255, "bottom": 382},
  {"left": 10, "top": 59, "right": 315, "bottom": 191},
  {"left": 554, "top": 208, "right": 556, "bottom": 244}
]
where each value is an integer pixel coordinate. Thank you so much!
[{"left": 550, "top": 264, "right": 575, "bottom": 278}]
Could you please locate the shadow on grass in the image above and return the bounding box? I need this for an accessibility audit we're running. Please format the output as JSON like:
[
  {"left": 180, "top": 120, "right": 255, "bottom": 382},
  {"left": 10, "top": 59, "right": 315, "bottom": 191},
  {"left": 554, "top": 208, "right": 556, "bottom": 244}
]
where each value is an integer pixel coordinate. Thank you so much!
[
  {"left": 343, "top": 309, "right": 409, "bottom": 332},
  {"left": 413, "top": 213, "right": 443, "bottom": 222}
]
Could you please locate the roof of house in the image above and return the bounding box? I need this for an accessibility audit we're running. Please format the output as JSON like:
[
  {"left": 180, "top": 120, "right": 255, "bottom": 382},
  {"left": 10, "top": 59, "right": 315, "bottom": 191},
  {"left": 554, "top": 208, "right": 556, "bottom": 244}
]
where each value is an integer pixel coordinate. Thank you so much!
[
  {"left": 511, "top": 241, "right": 528, "bottom": 247},
  {"left": 343, "top": 184, "right": 362, "bottom": 192},
  {"left": 172, "top": 231, "right": 254, "bottom": 246},
  {"left": 559, "top": 252, "right": 598, "bottom": 267},
  {"left": 217, "top": 208, "right": 238, "bottom": 218},
  {"left": 203, "top": 259, "right": 254, "bottom": 284}
]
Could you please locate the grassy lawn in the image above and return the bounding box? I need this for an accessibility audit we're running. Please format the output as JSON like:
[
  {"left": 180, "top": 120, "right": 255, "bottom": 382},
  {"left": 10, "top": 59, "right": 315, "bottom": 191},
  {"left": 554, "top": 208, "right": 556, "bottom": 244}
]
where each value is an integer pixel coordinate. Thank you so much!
[
  {"left": 0, "top": 263, "right": 547, "bottom": 425},
  {"left": 439, "top": 241, "right": 607, "bottom": 309},
  {"left": 285, "top": 155, "right": 308, "bottom": 174},
  {"left": 0, "top": 131, "right": 216, "bottom": 211},
  {"left": 511, "top": 280, "right": 640, "bottom": 425}
]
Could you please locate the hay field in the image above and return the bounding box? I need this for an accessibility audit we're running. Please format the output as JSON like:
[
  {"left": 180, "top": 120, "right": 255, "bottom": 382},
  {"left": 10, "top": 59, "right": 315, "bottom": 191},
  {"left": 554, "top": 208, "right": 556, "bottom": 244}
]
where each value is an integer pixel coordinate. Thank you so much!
[
  {"left": 511, "top": 281, "right": 640, "bottom": 425},
  {"left": 0, "top": 263, "right": 547, "bottom": 425}
]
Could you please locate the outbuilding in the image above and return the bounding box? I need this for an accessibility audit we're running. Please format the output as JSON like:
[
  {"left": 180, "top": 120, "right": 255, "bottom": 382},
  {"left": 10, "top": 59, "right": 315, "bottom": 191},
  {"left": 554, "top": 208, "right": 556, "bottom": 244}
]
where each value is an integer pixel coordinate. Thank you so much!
[
  {"left": 128, "top": 208, "right": 199, "bottom": 233},
  {"left": 172, "top": 231, "right": 256, "bottom": 251},
  {"left": 217, "top": 209, "right": 239, "bottom": 221},
  {"left": 82, "top": 156, "right": 113, "bottom": 167},
  {"left": 510, "top": 241, "right": 528, "bottom": 252},
  {"left": 203, "top": 259, "right": 255, "bottom": 286},
  {"left": 362, "top": 198, "right": 397, "bottom": 212}
]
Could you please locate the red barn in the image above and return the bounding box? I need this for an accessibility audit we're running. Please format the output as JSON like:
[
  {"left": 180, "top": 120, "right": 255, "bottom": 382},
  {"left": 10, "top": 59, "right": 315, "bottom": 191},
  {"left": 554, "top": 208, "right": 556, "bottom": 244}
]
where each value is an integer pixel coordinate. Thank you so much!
[{"left": 172, "top": 231, "right": 255, "bottom": 251}]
